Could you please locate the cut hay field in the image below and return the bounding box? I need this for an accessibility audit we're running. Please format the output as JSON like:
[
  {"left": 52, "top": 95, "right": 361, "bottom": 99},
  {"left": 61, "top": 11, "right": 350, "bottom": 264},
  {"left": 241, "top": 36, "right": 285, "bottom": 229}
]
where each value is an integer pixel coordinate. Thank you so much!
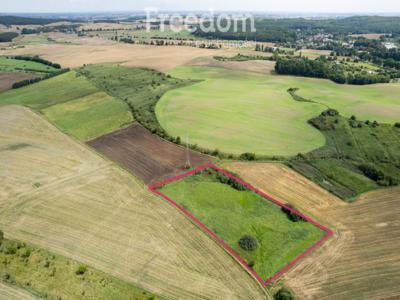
[
  {"left": 0, "top": 37, "right": 222, "bottom": 72},
  {"left": 0, "top": 283, "right": 38, "bottom": 300},
  {"left": 0, "top": 71, "right": 133, "bottom": 141},
  {"left": 156, "top": 169, "right": 326, "bottom": 281},
  {"left": 0, "top": 237, "right": 162, "bottom": 300},
  {"left": 0, "top": 106, "right": 270, "bottom": 300},
  {"left": 156, "top": 66, "right": 400, "bottom": 156},
  {"left": 228, "top": 162, "right": 400, "bottom": 300}
]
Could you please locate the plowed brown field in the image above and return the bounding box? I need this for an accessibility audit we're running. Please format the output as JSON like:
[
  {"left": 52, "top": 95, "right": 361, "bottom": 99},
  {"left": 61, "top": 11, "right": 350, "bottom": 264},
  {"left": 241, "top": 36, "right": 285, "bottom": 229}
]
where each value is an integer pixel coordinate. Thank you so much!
[
  {"left": 88, "top": 124, "right": 212, "bottom": 184},
  {"left": 227, "top": 162, "right": 400, "bottom": 300},
  {"left": 0, "top": 72, "right": 38, "bottom": 92}
]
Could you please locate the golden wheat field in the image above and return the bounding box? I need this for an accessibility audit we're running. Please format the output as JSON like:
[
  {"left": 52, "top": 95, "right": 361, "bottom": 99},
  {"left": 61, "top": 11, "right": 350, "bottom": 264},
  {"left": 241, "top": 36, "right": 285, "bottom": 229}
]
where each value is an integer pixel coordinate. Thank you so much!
[
  {"left": 0, "top": 37, "right": 222, "bottom": 71},
  {"left": 227, "top": 162, "right": 400, "bottom": 300},
  {"left": 0, "top": 106, "right": 271, "bottom": 300}
]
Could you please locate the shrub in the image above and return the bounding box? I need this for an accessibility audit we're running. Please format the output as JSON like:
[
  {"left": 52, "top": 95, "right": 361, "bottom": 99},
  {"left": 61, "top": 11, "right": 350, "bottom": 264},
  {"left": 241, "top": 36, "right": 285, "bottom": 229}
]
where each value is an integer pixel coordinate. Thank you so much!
[
  {"left": 0, "top": 230, "right": 3, "bottom": 242},
  {"left": 238, "top": 235, "right": 258, "bottom": 251},
  {"left": 359, "top": 164, "right": 384, "bottom": 181},
  {"left": 274, "top": 287, "right": 295, "bottom": 300},
  {"left": 239, "top": 152, "right": 256, "bottom": 161},
  {"left": 321, "top": 108, "right": 339, "bottom": 116},
  {"left": 394, "top": 122, "right": 400, "bottom": 128},
  {"left": 75, "top": 265, "right": 87, "bottom": 275},
  {"left": 5, "top": 244, "right": 17, "bottom": 255},
  {"left": 281, "top": 204, "right": 303, "bottom": 222},
  {"left": 19, "top": 248, "right": 31, "bottom": 258}
]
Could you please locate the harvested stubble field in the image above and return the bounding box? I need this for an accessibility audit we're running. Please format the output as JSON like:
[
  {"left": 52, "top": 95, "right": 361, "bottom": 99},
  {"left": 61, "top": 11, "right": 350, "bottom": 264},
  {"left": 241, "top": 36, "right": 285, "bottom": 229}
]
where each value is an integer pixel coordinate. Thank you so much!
[
  {"left": 0, "top": 72, "right": 38, "bottom": 92},
  {"left": 191, "top": 55, "right": 276, "bottom": 74},
  {"left": 0, "top": 283, "right": 38, "bottom": 300},
  {"left": 0, "top": 37, "right": 222, "bottom": 71},
  {"left": 0, "top": 106, "right": 269, "bottom": 300},
  {"left": 88, "top": 124, "right": 212, "bottom": 184},
  {"left": 227, "top": 162, "right": 400, "bottom": 300}
]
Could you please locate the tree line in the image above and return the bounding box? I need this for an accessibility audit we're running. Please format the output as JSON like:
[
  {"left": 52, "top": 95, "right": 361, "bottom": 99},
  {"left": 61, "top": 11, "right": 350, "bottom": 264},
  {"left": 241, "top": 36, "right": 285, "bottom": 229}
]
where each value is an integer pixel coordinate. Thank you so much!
[
  {"left": 12, "top": 55, "right": 62, "bottom": 69},
  {"left": 275, "top": 56, "right": 391, "bottom": 85},
  {"left": 12, "top": 68, "right": 70, "bottom": 89},
  {"left": 0, "top": 32, "right": 19, "bottom": 42},
  {"left": 193, "top": 16, "right": 400, "bottom": 43}
]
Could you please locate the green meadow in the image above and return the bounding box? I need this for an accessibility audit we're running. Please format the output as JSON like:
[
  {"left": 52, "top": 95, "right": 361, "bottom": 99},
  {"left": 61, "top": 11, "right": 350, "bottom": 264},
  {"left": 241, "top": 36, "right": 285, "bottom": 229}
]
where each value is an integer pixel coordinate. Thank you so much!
[
  {"left": 156, "top": 66, "right": 400, "bottom": 156},
  {"left": 42, "top": 92, "right": 132, "bottom": 141},
  {"left": 157, "top": 171, "right": 325, "bottom": 280},
  {"left": 0, "top": 70, "right": 133, "bottom": 141},
  {"left": 0, "top": 56, "right": 59, "bottom": 73}
]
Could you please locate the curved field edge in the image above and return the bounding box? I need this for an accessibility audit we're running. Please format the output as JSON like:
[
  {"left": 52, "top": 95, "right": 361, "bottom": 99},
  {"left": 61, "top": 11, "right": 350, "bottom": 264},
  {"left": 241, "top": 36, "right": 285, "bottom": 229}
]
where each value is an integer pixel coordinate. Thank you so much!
[
  {"left": 156, "top": 66, "right": 400, "bottom": 156},
  {"left": 156, "top": 66, "right": 326, "bottom": 156},
  {"left": 227, "top": 162, "right": 400, "bottom": 300},
  {"left": 0, "top": 105, "right": 270, "bottom": 300}
]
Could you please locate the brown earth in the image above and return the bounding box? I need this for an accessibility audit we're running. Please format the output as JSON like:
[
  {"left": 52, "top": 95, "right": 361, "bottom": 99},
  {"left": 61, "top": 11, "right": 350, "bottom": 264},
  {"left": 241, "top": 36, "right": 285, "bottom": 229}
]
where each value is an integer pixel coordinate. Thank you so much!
[
  {"left": 88, "top": 123, "right": 212, "bottom": 185},
  {"left": 0, "top": 72, "right": 39, "bottom": 92},
  {"left": 227, "top": 162, "right": 400, "bottom": 300},
  {"left": 0, "top": 106, "right": 270, "bottom": 300}
]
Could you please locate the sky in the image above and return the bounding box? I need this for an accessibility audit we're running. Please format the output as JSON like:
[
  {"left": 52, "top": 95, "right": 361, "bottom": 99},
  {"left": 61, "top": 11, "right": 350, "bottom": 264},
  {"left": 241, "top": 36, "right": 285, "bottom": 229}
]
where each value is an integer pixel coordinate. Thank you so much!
[{"left": 1, "top": 0, "right": 400, "bottom": 14}]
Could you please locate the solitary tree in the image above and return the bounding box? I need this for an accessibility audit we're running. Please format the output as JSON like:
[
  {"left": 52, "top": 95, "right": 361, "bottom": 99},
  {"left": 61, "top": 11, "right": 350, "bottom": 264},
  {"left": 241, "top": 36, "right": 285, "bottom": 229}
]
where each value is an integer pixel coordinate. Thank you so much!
[
  {"left": 274, "top": 287, "right": 295, "bottom": 300},
  {"left": 238, "top": 235, "right": 258, "bottom": 251}
]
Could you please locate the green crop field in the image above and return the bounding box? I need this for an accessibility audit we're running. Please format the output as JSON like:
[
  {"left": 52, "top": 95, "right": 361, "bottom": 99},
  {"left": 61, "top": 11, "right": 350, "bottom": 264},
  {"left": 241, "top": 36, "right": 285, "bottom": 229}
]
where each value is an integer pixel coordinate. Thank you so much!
[
  {"left": 157, "top": 170, "right": 325, "bottom": 280},
  {"left": 0, "top": 56, "right": 59, "bottom": 73},
  {"left": 0, "top": 71, "right": 97, "bottom": 109},
  {"left": 0, "top": 70, "right": 133, "bottom": 141},
  {"left": 42, "top": 92, "right": 132, "bottom": 141},
  {"left": 156, "top": 66, "right": 400, "bottom": 156}
]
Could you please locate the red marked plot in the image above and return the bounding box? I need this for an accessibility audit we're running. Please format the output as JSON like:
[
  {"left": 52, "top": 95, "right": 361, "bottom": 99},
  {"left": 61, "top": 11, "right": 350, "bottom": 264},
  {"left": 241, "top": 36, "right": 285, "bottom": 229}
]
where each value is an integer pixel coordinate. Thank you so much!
[{"left": 149, "top": 164, "right": 333, "bottom": 286}]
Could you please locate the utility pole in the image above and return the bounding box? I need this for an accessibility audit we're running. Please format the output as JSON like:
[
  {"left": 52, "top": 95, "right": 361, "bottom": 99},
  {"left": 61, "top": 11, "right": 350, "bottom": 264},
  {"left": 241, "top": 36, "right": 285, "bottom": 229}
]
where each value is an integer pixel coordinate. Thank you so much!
[{"left": 185, "top": 135, "right": 191, "bottom": 169}]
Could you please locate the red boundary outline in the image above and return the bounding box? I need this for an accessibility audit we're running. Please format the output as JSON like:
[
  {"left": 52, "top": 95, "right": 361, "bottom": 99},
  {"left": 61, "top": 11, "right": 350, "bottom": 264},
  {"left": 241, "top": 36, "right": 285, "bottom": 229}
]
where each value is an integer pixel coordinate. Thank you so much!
[{"left": 148, "top": 163, "right": 333, "bottom": 286}]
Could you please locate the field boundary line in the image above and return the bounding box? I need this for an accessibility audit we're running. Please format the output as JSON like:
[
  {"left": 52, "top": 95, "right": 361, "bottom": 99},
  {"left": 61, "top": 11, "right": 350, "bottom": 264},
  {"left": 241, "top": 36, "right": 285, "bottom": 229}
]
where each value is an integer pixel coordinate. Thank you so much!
[{"left": 149, "top": 164, "right": 333, "bottom": 286}]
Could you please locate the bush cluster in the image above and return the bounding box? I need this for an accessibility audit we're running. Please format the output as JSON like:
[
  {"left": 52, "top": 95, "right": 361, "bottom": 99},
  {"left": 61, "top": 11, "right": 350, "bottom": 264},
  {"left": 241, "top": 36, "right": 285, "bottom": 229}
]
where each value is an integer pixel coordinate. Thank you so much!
[
  {"left": 203, "top": 168, "right": 248, "bottom": 191},
  {"left": 281, "top": 204, "right": 304, "bottom": 222},
  {"left": 13, "top": 55, "right": 61, "bottom": 69},
  {"left": 276, "top": 56, "right": 390, "bottom": 85},
  {"left": 358, "top": 163, "right": 398, "bottom": 186},
  {"left": 274, "top": 287, "right": 295, "bottom": 300}
]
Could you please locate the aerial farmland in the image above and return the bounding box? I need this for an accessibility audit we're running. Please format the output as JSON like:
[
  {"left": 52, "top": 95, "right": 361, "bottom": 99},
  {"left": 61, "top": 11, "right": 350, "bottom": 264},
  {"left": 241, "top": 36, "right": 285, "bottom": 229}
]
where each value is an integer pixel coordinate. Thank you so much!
[{"left": 0, "top": 3, "right": 400, "bottom": 300}]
